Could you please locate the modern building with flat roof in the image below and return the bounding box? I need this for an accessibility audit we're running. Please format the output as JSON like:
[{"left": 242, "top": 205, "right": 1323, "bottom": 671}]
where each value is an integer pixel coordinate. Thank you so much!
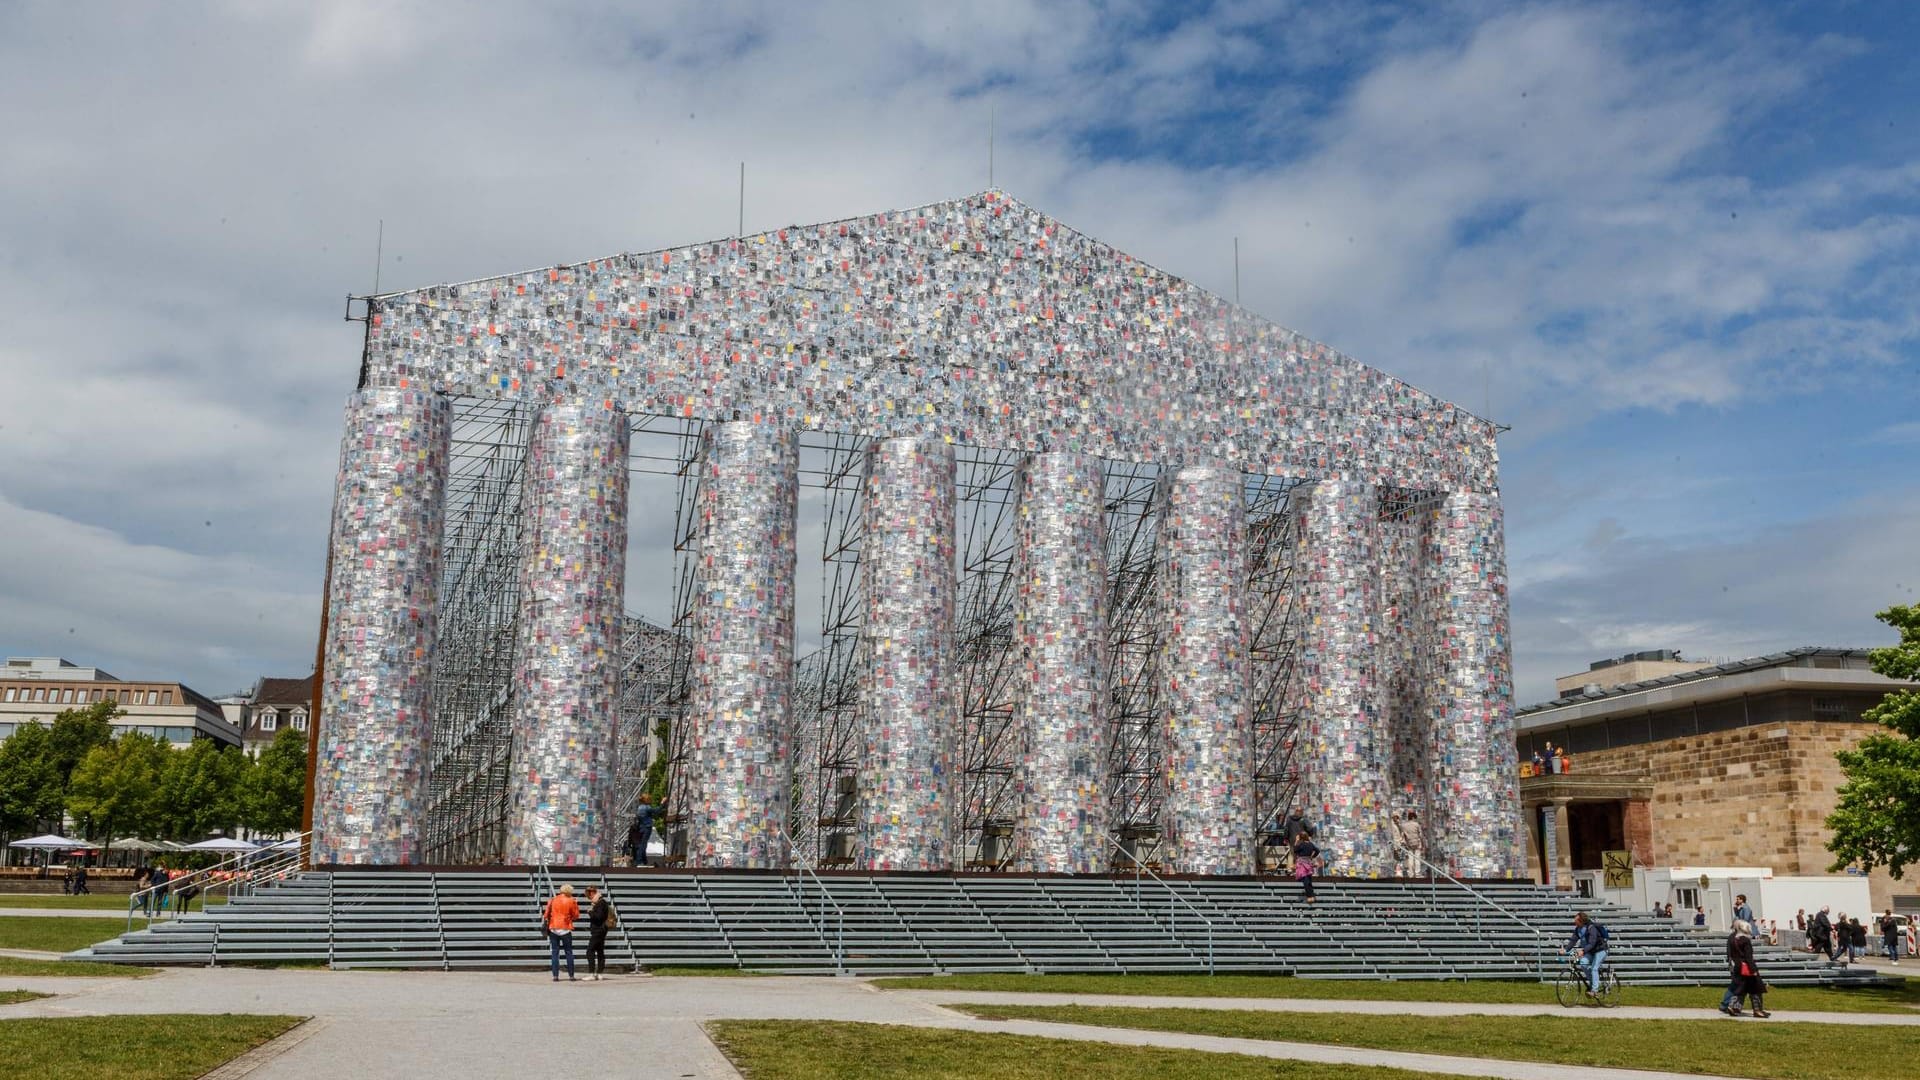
[
  {"left": 0, "top": 656, "right": 241, "bottom": 748},
  {"left": 1516, "top": 647, "right": 1919, "bottom": 913}
]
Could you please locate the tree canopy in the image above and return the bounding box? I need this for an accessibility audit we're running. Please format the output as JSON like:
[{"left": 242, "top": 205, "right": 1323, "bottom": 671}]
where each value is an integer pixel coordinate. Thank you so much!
[
  {"left": 1827, "top": 603, "right": 1920, "bottom": 877},
  {"left": 0, "top": 698, "right": 309, "bottom": 847}
]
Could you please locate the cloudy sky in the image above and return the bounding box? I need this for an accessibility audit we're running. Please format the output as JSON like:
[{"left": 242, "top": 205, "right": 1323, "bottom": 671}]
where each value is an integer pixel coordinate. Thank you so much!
[{"left": 1, "top": 0, "right": 1915, "bottom": 704}]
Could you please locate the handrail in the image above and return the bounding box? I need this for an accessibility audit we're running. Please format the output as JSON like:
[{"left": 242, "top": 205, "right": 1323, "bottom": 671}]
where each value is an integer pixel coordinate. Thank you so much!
[
  {"left": 1408, "top": 851, "right": 1555, "bottom": 982},
  {"left": 1106, "top": 834, "right": 1215, "bottom": 975},
  {"left": 602, "top": 871, "right": 640, "bottom": 974},
  {"left": 126, "top": 832, "right": 312, "bottom": 933},
  {"left": 782, "top": 823, "right": 846, "bottom": 975}
]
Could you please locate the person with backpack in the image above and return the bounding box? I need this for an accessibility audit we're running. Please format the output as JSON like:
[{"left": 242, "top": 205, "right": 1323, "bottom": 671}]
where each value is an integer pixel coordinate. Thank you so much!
[
  {"left": 1562, "top": 911, "right": 1610, "bottom": 997},
  {"left": 584, "top": 885, "right": 616, "bottom": 981},
  {"left": 542, "top": 883, "right": 580, "bottom": 982}
]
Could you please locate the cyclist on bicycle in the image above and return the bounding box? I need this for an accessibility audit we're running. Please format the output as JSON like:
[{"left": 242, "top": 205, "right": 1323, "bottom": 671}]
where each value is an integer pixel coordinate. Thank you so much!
[{"left": 1562, "top": 911, "right": 1610, "bottom": 997}]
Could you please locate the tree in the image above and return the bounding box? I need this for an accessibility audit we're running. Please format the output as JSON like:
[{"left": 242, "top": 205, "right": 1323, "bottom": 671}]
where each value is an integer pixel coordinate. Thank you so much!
[
  {"left": 239, "top": 727, "right": 307, "bottom": 837},
  {"left": 156, "top": 739, "right": 248, "bottom": 841},
  {"left": 64, "top": 732, "right": 168, "bottom": 848},
  {"left": 1827, "top": 603, "right": 1920, "bottom": 877},
  {"left": 47, "top": 700, "right": 118, "bottom": 790},
  {"left": 0, "top": 722, "right": 63, "bottom": 835}
]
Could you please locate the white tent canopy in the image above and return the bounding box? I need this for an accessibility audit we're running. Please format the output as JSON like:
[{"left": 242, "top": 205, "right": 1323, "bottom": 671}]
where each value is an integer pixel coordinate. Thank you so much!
[
  {"left": 181, "top": 837, "right": 258, "bottom": 853},
  {"left": 8, "top": 834, "right": 96, "bottom": 850}
]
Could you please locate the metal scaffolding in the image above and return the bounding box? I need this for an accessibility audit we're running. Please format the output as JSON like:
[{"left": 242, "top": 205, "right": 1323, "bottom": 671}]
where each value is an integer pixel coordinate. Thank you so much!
[{"left": 418, "top": 396, "right": 1313, "bottom": 871}]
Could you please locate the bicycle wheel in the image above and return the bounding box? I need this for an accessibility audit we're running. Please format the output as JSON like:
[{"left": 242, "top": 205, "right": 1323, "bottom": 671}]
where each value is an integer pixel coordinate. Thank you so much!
[
  {"left": 1596, "top": 968, "right": 1622, "bottom": 1008},
  {"left": 1554, "top": 968, "right": 1581, "bottom": 1007}
]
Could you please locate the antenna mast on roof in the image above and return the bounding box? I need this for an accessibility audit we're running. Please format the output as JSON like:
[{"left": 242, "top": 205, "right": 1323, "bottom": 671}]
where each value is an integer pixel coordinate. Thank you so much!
[
  {"left": 738, "top": 162, "right": 745, "bottom": 238},
  {"left": 989, "top": 104, "right": 995, "bottom": 189},
  {"left": 372, "top": 219, "right": 384, "bottom": 295},
  {"left": 1233, "top": 237, "right": 1240, "bottom": 305}
]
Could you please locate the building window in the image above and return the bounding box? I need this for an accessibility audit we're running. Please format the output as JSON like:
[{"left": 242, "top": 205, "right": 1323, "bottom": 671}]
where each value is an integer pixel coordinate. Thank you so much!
[
  {"left": 259, "top": 710, "right": 277, "bottom": 732},
  {"left": 161, "top": 690, "right": 173, "bottom": 705},
  {"left": 292, "top": 711, "right": 308, "bottom": 732},
  {"left": 90, "top": 689, "right": 102, "bottom": 702},
  {"left": 34, "top": 688, "right": 46, "bottom": 702},
  {"left": 2, "top": 688, "right": 13, "bottom": 702},
  {"left": 146, "top": 690, "right": 158, "bottom": 705}
]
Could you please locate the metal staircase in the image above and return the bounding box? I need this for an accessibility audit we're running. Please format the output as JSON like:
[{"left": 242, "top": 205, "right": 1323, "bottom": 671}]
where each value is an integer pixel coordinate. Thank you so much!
[{"left": 72, "top": 869, "right": 1885, "bottom": 987}]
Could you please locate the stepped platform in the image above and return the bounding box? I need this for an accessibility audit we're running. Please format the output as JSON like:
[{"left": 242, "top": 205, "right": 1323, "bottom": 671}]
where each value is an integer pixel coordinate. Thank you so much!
[{"left": 69, "top": 868, "right": 1882, "bottom": 987}]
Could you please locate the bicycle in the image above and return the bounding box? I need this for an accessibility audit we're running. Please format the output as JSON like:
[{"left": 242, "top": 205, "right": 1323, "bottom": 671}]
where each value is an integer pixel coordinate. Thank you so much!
[{"left": 1555, "top": 952, "right": 1621, "bottom": 1007}]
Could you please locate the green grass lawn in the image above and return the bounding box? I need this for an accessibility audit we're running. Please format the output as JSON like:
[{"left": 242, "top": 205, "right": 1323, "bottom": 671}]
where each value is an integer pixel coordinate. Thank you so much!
[
  {"left": 875, "top": 972, "right": 1920, "bottom": 1014},
  {"left": 952, "top": 1004, "right": 1920, "bottom": 1080},
  {"left": 0, "top": 916, "right": 146, "bottom": 954},
  {"left": 0, "top": 958, "right": 152, "bottom": 978},
  {"left": 0, "top": 992, "right": 47, "bottom": 1005},
  {"left": 0, "top": 1015, "right": 304, "bottom": 1079},
  {"left": 0, "top": 895, "right": 139, "bottom": 911},
  {"left": 707, "top": 1019, "right": 1467, "bottom": 1080}
]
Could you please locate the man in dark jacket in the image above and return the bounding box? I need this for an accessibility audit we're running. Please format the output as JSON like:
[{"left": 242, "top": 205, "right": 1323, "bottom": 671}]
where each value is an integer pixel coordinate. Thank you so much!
[
  {"left": 1809, "top": 907, "right": 1833, "bottom": 960},
  {"left": 1880, "top": 910, "right": 1903, "bottom": 963},
  {"left": 584, "top": 885, "right": 613, "bottom": 980}
]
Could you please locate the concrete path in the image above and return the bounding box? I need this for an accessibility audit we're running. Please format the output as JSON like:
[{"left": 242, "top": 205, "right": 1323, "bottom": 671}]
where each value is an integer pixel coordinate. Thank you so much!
[
  {"left": 0, "top": 906, "right": 139, "bottom": 919},
  {"left": 0, "top": 970, "right": 1914, "bottom": 1079},
  {"left": 894, "top": 987, "right": 1920, "bottom": 1026}
]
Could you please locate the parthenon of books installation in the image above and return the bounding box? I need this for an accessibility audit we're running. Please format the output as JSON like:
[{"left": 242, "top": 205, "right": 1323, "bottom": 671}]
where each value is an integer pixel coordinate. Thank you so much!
[{"left": 315, "top": 190, "right": 1523, "bottom": 878}]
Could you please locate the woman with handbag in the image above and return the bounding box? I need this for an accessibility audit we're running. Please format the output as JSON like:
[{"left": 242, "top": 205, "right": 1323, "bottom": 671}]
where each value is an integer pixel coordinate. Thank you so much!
[{"left": 1727, "top": 920, "right": 1770, "bottom": 1017}]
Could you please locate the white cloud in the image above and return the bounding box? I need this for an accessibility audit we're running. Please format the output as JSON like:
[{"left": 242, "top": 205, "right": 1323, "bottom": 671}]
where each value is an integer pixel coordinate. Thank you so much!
[{"left": 0, "top": 0, "right": 1913, "bottom": 700}]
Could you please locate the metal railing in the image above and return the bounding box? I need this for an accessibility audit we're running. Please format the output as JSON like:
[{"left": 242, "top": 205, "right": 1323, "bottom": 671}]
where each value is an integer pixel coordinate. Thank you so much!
[
  {"left": 1407, "top": 850, "right": 1555, "bottom": 982},
  {"left": 126, "top": 832, "right": 312, "bottom": 933},
  {"left": 782, "top": 824, "right": 846, "bottom": 974},
  {"left": 1107, "top": 834, "right": 1216, "bottom": 975}
]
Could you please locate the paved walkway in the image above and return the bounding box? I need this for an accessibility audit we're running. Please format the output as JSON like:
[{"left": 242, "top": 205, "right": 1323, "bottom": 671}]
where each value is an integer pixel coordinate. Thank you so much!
[
  {"left": 0, "top": 906, "right": 139, "bottom": 919},
  {"left": 892, "top": 987, "right": 1920, "bottom": 1026},
  {"left": 0, "top": 970, "right": 1914, "bottom": 1079}
]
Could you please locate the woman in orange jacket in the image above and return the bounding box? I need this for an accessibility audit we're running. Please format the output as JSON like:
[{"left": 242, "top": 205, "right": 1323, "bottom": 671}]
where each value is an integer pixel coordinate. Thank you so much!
[{"left": 543, "top": 883, "right": 580, "bottom": 981}]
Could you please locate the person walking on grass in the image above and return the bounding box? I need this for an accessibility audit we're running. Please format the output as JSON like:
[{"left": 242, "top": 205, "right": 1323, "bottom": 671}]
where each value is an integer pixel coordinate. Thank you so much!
[
  {"left": 543, "top": 883, "right": 580, "bottom": 982},
  {"left": 1722, "top": 920, "right": 1770, "bottom": 1017},
  {"left": 584, "top": 885, "right": 615, "bottom": 981}
]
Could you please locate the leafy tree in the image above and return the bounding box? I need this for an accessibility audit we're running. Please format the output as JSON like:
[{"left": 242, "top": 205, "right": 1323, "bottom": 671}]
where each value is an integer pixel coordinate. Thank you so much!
[
  {"left": 47, "top": 701, "right": 118, "bottom": 790},
  {"left": 65, "top": 732, "right": 168, "bottom": 849},
  {"left": 0, "top": 722, "right": 63, "bottom": 835},
  {"left": 1827, "top": 604, "right": 1920, "bottom": 876},
  {"left": 156, "top": 739, "right": 248, "bottom": 841},
  {"left": 239, "top": 727, "right": 307, "bottom": 837}
]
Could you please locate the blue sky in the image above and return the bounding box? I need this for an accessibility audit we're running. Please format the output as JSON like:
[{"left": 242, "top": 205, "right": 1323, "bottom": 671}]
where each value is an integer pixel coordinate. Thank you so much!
[{"left": 0, "top": 0, "right": 1914, "bottom": 704}]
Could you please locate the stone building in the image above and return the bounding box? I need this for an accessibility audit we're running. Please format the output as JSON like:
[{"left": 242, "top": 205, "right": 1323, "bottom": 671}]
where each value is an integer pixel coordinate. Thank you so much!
[{"left": 1516, "top": 647, "right": 1920, "bottom": 912}]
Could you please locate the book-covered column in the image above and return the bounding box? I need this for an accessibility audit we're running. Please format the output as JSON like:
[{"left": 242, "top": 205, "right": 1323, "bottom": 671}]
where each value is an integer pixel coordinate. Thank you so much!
[
  {"left": 684, "top": 420, "right": 799, "bottom": 869},
  {"left": 858, "top": 436, "right": 958, "bottom": 871},
  {"left": 505, "top": 400, "right": 630, "bottom": 865},
  {"left": 1421, "top": 489, "right": 1523, "bottom": 877},
  {"left": 315, "top": 386, "right": 450, "bottom": 865},
  {"left": 1292, "top": 480, "right": 1394, "bottom": 876},
  {"left": 1158, "top": 463, "right": 1254, "bottom": 876},
  {"left": 1012, "top": 451, "right": 1110, "bottom": 873}
]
